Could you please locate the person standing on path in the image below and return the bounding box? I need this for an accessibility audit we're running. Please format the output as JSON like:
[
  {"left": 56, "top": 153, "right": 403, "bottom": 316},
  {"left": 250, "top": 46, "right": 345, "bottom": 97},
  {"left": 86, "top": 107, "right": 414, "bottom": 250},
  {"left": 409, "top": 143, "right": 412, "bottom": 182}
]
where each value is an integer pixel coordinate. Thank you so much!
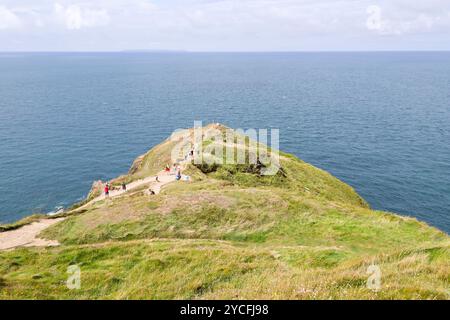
[
  {"left": 172, "top": 163, "right": 177, "bottom": 175},
  {"left": 104, "top": 184, "right": 110, "bottom": 197}
]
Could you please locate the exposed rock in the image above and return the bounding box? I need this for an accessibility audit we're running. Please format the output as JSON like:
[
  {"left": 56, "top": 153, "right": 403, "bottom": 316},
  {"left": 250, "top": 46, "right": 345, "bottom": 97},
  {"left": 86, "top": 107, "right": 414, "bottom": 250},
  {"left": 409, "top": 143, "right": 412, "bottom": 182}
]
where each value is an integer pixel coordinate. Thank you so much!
[
  {"left": 128, "top": 154, "right": 145, "bottom": 174},
  {"left": 87, "top": 180, "right": 104, "bottom": 200}
]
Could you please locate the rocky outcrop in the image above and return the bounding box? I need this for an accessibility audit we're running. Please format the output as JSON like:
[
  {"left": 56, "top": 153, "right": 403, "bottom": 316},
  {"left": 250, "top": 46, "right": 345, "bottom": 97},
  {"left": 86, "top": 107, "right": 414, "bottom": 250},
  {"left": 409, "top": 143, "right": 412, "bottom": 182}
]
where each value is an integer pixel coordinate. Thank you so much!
[
  {"left": 128, "top": 154, "right": 145, "bottom": 175},
  {"left": 87, "top": 180, "right": 104, "bottom": 201}
]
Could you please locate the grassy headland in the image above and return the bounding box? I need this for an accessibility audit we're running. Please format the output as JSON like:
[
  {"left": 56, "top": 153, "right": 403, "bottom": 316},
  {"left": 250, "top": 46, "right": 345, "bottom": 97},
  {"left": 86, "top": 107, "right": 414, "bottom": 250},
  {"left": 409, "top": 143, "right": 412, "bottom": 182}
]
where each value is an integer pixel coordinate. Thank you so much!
[{"left": 0, "top": 124, "right": 448, "bottom": 299}]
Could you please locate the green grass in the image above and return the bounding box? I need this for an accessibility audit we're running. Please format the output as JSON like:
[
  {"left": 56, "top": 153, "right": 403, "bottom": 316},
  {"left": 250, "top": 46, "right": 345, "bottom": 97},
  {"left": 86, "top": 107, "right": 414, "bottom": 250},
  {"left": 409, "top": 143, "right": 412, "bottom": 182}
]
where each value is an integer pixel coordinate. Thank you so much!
[
  {"left": 0, "top": 240, "right": 448, "bottom": 299},
  {"left": 1, "top": 124, "right": 449, "bottom": 300},
  {"left": 41, "top": 183, "right": 448, "bottom": 254}
]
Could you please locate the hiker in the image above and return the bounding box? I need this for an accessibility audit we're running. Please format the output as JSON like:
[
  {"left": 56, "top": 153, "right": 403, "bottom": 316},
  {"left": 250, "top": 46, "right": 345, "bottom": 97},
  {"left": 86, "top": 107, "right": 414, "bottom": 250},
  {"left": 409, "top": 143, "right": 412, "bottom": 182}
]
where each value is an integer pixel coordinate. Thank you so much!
[
  {"left": 156, "top": 175, "right": 160, "bottom": 182},
  {"left": 122, "top": 182, "right": 127, "bottom": 191},
  {"left": 104, "top": 184, "right": 109, "bottom": 197},
  {"left": 165, "top": 164, "right": 170, "bottom": 172}
]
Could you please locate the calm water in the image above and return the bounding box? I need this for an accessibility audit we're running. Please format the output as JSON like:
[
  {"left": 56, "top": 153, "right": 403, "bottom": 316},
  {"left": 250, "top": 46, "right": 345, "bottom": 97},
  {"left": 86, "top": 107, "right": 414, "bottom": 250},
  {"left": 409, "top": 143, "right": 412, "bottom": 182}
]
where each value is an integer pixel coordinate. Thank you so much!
[{"left": 0, "top": 52, "right": 449, "bottom": 233}]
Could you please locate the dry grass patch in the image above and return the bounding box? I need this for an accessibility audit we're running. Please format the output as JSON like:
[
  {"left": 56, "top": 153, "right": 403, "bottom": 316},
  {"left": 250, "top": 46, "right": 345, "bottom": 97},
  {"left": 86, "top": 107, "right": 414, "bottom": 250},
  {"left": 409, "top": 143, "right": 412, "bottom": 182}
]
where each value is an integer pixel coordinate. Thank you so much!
[{"left": 157, "top": 193, "right": 237, "bottom": 215}]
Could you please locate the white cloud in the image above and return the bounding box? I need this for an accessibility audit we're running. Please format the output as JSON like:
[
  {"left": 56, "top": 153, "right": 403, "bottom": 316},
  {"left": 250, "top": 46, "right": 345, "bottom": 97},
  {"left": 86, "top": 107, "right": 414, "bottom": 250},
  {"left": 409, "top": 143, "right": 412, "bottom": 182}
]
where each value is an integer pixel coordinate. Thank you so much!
[
  {"left": 54, "top": 3, "right": 110, "bottom": 30},
  {"left": 0, "top": 0, "right": 450, "bottom": 50},
  {"left": 0, "top": 6, "right": 21, "bottom": 30},
  {"left": 366, "top": 3, "right": 449, "bottom": 36}
]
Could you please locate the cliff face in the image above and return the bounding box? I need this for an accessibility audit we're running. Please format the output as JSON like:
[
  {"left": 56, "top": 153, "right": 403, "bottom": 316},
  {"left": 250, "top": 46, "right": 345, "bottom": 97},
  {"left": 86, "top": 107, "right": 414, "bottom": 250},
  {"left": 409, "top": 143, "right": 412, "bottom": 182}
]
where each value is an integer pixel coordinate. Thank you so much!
[{"left": 0, "top": 124, "right": 449, "bottom": 300}]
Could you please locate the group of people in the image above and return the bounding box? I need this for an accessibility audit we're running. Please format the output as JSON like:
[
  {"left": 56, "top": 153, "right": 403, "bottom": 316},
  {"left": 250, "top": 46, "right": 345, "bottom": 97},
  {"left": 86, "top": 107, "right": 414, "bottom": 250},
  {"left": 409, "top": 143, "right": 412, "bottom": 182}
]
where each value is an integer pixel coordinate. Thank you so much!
[
  {"left": 104, "top": 151, "right": 193, "bottom": 197},
  {"left": 165, "top": 163, "right": 182, "bottom": 180},
  {"left": 104, "top": 182, "right": 127, "bottom": 197}
]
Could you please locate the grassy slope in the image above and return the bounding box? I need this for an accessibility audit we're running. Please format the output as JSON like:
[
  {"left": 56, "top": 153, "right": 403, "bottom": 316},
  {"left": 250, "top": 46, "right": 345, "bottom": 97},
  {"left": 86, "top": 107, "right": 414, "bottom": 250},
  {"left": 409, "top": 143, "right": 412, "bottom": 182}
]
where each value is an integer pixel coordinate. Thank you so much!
[
  {"left": 1, "top": 125, "right": 449, "bottom": 299},
  {"left": 1, "top": 240, "right": 448, "bottom": 300}
]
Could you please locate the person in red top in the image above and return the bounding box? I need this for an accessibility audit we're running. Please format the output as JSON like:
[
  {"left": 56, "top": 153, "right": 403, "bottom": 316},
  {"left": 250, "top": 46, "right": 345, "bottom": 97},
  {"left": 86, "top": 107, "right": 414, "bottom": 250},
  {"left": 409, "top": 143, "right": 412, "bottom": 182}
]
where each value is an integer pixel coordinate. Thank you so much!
[{"left": 104, "top": 184, "right": 109, "bottom": 197}]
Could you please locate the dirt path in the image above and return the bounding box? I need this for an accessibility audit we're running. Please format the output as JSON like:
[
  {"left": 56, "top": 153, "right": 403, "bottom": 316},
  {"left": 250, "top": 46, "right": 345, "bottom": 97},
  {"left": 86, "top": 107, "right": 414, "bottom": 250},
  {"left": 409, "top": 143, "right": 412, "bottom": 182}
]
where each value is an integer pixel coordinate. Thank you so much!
[
  {"left": 0, "top": 161, "right": 190, "bottom": 251},
  {"left": 0, "top": 218, "right": 65, "bottom": 250},
  {"left": 82, "top": 158, "right": 191, "bottom": 207},
  {"left": 87, "top": 170, "right": 179, "bottom": 204}
]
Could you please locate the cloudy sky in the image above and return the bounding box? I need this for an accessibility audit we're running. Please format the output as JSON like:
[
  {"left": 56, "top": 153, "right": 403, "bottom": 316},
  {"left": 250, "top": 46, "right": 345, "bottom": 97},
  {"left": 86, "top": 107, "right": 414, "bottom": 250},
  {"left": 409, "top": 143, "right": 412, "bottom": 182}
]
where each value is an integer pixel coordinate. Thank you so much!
[{"left": 1, "top": 0, "right": 450, "bottom": 51}]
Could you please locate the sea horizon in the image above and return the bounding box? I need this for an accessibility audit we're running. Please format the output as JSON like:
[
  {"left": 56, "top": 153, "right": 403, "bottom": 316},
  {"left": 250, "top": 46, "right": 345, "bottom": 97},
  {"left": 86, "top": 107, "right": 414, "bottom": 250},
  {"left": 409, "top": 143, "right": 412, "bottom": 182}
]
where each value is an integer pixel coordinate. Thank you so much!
[{"left": 2, "top": 50, "right": 450, "bottom": 54}]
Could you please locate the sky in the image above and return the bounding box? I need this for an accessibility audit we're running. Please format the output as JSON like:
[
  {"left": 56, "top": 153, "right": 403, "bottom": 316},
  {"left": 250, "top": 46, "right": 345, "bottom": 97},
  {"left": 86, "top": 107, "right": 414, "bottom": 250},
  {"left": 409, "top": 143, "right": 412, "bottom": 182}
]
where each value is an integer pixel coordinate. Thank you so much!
[{"left": 0, "top": 0, "right": 450, "bottom": 51}]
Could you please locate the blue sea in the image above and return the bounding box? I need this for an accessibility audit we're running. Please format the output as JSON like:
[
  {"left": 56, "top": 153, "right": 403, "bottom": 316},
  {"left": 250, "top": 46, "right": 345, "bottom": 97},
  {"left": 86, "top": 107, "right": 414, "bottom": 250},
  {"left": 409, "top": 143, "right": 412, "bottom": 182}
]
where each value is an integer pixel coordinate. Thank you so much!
[{"left": 0, "top": 52, "right": 449, "bottom": 233}]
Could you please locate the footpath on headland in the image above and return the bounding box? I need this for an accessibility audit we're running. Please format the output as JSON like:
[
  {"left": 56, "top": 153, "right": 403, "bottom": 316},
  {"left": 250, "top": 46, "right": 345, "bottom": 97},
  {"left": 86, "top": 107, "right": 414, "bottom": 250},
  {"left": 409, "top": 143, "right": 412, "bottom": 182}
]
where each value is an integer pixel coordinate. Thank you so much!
[
  {"left": 0, "top": 125, "right": 217, "bottom": 250},
  {"left": 0, "top": 162, "right": 190, "bottom": 251}
]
